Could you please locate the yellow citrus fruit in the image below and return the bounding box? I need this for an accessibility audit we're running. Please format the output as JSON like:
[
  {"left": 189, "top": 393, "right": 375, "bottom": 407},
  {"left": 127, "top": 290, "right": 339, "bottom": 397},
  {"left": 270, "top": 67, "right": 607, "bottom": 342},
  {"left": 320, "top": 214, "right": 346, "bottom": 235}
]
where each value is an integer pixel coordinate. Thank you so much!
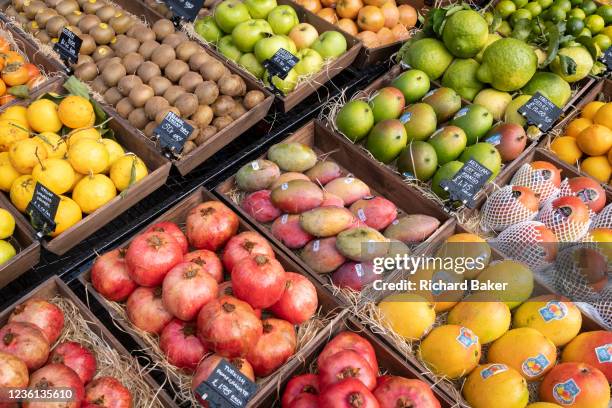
[
  {"left": 593, "top": 102, "right": 612, "bottom": 129},
  {"left": 581, "top": 101, "right": 605, "bottom": 120},
  {"left": 476, "top": 260, "right": 533, "bottom": 309},
  {"left": 447, "top": 294, "right": 511, "bottom": 344},
  {"left": 9, "top": 138, "right": 48, "bottom": 174},
  {"left": 70, "top": 171, "right": 84, "bottom": 192},
  {"left": 110, "top": 154, "right": 148, "bottom": 191},
  {"left": 100, "top": 138, "right": 124, "bottom": 172},
  {"left": 34, "top": 132, "right": 67, "bottom": 159},
  {"left": 581, "top": 155, "right": 612, "bottom": 183},
  {"left": 32, "top": 158, "right": 76, "bottom": 195},
  {"left": 58, "top": 95, "right": 95, "bottom": 129},
  {"left": 50, "top": 195, "right": 82, "bottom": 237},
  {"left": 0, "top": 152, "right": 20, "bottom": 192},
  {"left": 0, "top": 240, "right": 16, "bottom": 264},
  {"left": 576, "top": 124, "right": 612, "bottom": 156},
  {"left": 26, "top": 99, "right": 62, "bottom": 133},
  {"left": 550, "top": 136, "right": 582, "bottom": 165},
  {"left": 0, "top": 119, "right": 29, "bottom": 152},
  {"left": 0, "top": 106, "right": 29, "bottom": 130},
  {"left": 68, "top": 138, "right": 109, "bottom": 174},
  {"left": 463, "top": 364, "right": 529, "bottom": 408},
  {"left": 72, "top": 174, "right": 117, "bottom": 214},
  {"left": 9, "top": 175, "right": 35, "bottom": 212},
  {"left": 565, "top": 117, "right": 592, "bottom": 138},
  {"left": 378, "top": 293, "right": 436, "bottom": 340},
  {"left": 0, "top": 208, "right": 15, "bottom": 239},
  {"left": 67, "top": 127, "right": 100, "bottom": 147}
]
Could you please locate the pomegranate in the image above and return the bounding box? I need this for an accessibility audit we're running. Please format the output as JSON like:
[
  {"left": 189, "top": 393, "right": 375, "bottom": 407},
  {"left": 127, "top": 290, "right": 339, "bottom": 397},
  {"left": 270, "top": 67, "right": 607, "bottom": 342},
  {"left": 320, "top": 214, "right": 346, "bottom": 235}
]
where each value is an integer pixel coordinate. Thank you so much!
[
  {"left": 222, "top": 231, "right": 275, "bottom": 273},
  {"left": 0, "top": 351, "right": 28, "bottom": 408},
  {"left": 319, "top": 349, "right": 377, "bottom": 390},
  {"left": 125, "top": 231, "right": 183, "bottom": 287},
  {"left": 331, "top": 262, "right": 378, "bottom": 292},
  {"left": 192, "top": 354, "right": 255, "bottom": 404},
  {"left": 318, "top": 332, "right": 378, "bottom": 374},
  {"left": 9, "top": 298, "right": 65, "bottom": 344},
  {"left": 247, "top": 318, "right": 296, "bottom": 377},
  {"left": 373, "top": 376, "right": 441, "bottom": 408},
  {"left": 242, "top": 190, "right": 283, "bottom": 223},
  {"left": 271, "top": 214, "right": 315, "bottom": 249},
  {"left": 282, "top": 374, "right": 319, "bottom": 408},
  {"left": 232, "top": 254, "right": 286, "bottom": 309},
  {"left": 216, "top": 282, "right": 263, "bottom": 318},
  {"left": 126, "top": 287, "right": 173, "bottom": 334},
  {"left": 197, "top": 295, "right": 263, "bottom": 358},
  {"left": 0, "top": 322, "right": 49, "bottom": 371},
  {"left": 145, "top": 221, "right": 189, "bottom": 254},
  {"left": 319, "top": 378, "right": 380, "bottom": 408},
  {"left": 49, "top": 341, "right": 97, "bottom": 384},
  {"left": 288, "top": 394, "right": 319, "bottom": 408},
  {"left": 269, "top": 272, "right": 318, "bottom": 324},
  {"left": 162, "top": 262, "right": 218, "bottom": 321},
  {"left": 24, "top": 364, "right": 85, "bottom": 408},
  {"left": 186, "top": 201, "right": 239, "bottom": 251},
  {"left": 85, "top": 376, "right": 132, "bottom": 408},
  {"left": 160, "top": 319, "right": 207, "bottom": 372},
  {"left": 90, "top": 248, "right": 137, "bottom": 302},
  {"left": 184, "top": 250, "right": 224, "bottom": 283}
]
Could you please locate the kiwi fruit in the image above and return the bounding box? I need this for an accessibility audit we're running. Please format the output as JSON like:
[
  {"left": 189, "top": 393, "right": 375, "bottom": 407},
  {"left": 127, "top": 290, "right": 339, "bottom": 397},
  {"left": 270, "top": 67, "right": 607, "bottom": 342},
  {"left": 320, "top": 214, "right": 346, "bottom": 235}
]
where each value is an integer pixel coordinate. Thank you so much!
[
  {"left": 110, "top": 34, "right": 125, "bottom": 50},
  {"left": 218, "top": 74, "right": 246, "bottom": 97},
  {"left": 97, "top": 56, "right": 121, "bottom": 72},
  {"left": 56, "top": 0, "right": 79, "bottom": 16},
  {"left": 13, "top": 0, "right": 26, "bottom": 11},
  {"left": 109, "top": 13, "right": 131, "bottom": 35},
  {"left": 102, "top": 62, "right": 126, "bottom": 87},
  {"left": 126, "top": 22, "right": 147, "bottom": 38},
  {"left": 123, "top": 52, "right": 144, "bottom": 74},
  {"left": 182, "top": 140, "right": 196, "bottom": 154},
  {"left": 46, "top": 0, "right": 63, "bottom": 6},
  {"left": 114, "top": 37, "right": 140, "bottom": 58},
  {"left": 196, "top": 125, "right": 218, "bottom": 145},
  {"left": 211, "top": 95, "right": 236, "bottom": 117},
  {"left": 162, "top": 32, "right": 186, "bottom": 48},
  {"left": 144, "top": 96, "right": 170, "bottom": 120},
  {"left": 152, "top": 19, "right": 174, "bottom": 41},
  {"left": 117, "top": 74, "right": 142, "bottom": 96},
  {"left": 194, "top": 81, "right": 219, "bottom": 106},
  {"left": 163, "top": 85, "right": 185, "bottom": 105},
  {"left": 24, "top": 0, "right": 45, "bottom": 19},
  {"left": 189, "top": 51, "right": 210, "bottom": 72},
  {"left": 92, "top": 45, "right": 113, "bottom": 61},
  {"left": 212, "top": 116, "right": 233, "bottom": 130},
  {"left": 74, "top": 61, "right": 98, "bottom": 81},
  {"left": 155, "top": 107, "right": 180, "bottom": 124},
  {"left": 91, "top": 76, "right": 108, "bottom": 94},
  {"left": 164, "top": 59, "right": 189, "bottom": 83},
  {"left": 104, "top": 87, "right": 122, "bottom": 105},
  {"left": 174, "top": 93, "right": 198, "bottom": 117},
  {"left": 82, "top": 0, "right": 105, "bottom": 15},
  {"left": 200, "top": 59, "right": 225, "bottom": 82},
  {"left": 16, "top": 12, "right": 30, "bottom": 26},
  {"left": 137, "top": 61, "right": 161, "bottom": 83},
  {"left": 76, "top": 54, "right": 94, "bottom": 66},
  {"left": 65, "top": 10, "right": 83, "bottom": 26},
  {"left": 151, "top": 44, "right": 176, "bottom": 69},
  {"left": 185, "top": 120, "right": 199, "bottom": 141},
  {"left": 64, "top": 25, "right": 82, "bottom": 36},
  {"left": 26, "top": 21, "right": 41, "bottom": 34},
  {"left": 230, "top": 103, "right": 247, "bottom": 120},
  {"left": 116, "top": 97, "right": 134, "bottom": 118},
  {"left": 129, "top": 84, "right": 154, "bottom": 108},
  {"left": 144, "top": 121, "right": 157, "bottom": 138},
  {"left": 79, "top": 34, "right": 96, "bottom": 55},
  {"left": 35, "top": 8, "right": 58, "bottom": 28},
  {"left": 178, "top": 72, "right": 203, "bottom": 93},
  {"left": 137, "top": 40, "right": 158, "bottom": 60},
  {"left": 128, "top": 108, "right": 148, "bottom": 129},
  {"left": 35, "top": 30, "right": 52, "bottom": 44},
  {"left": 45, "top": 15, "right": 67, "bottom": 37},
  {"left": 96, "top": 5, "right": 116, "bottom": 22},
  {"left": 243, "top": 90, "right": 265, "bottom": 110},
  {"left": 90, "top": 23, "right": 115, "bottom": 45},
  {"left": 78, "top": 14, "right": 100, "bottom": 33},
  {"left": 176, "top": 41, "right": 200, "bottom": 62},
  {"left": 191, "top": 105, "right": 213, "bottom": 128},
  {"left": 134, "top": 27, "right": 156, "bottom": 43},
  {"left": 5, "top": 6, "right": 19, "bottom": 18},
  {"left": 148, "top": 76, "right": 172, "bottom": 96}
]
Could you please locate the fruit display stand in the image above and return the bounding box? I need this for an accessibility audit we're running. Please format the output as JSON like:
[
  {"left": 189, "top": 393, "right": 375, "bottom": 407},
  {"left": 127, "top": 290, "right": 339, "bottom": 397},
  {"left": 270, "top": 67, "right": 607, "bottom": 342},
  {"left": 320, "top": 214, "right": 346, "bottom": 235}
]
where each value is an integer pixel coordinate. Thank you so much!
[
  {"left": 215, "top": 119, "right": 454, "bottom": 299},
  {"left": 0, "top": 191, "right": 39, "bottom": 289},
  {"left": 77, "top": 186, "right": 344, "bottom": 407},
  {"left": 0, "top": 275, "right": 176, "bottom": 407}
]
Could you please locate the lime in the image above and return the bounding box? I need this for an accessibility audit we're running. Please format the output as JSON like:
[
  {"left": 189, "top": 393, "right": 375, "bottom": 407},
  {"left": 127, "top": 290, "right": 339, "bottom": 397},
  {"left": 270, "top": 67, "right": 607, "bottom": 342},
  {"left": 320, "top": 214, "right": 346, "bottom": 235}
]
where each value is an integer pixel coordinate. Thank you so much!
[
  {"left": 521, "top": 72, "right": 571, "bottom": 107},
  {"left": 568, "top": 8, "right": 586, "bottom": 19},
  {"left": 441, "top": 58, "right": 484, "bottom": 101},
  {"left": 596, "top": 5, "right": 612, "bottom": 24},
  {"left": 550, "top": 46, "right": 594, "bottom": 82},
  {"left": 554, "top": 0, "right": 572, "bottom": 12},
  {"left": 586, "top": 14, "right": 605, "bottom": 33},
  {"left": 578, "top": 27, "right": 592, "bottom": 36},
  {"left": 498, "top": 21, "right": 513, "bottom": 36},
  {"left": 497, "top": 0, "right": 517, "bottom": 17},
  {"left": 538, "top": 0, "right": 553, "bottom": 8},
  {"left": 548, "top": 5, "right": 567, "bottom": 22},
  {"left": 570, "top": 0, "right": 583, "bottom": 6},
  {"left": 513, "top": 0, "right": 529, "bottom": 8},
  {"left": 582, "top": 0, "right": 597, "bottom": 15},
  {"left": 404, "top": 38, "right": 454, "bottom": 80},
  {"left": 477, "top": 37, "right": 538, "bottom": 91},
  {"left": 593, "top": 33, "right": 611, "bottom": 50},
  {"left": 484, "top": 11, "right": 495, "bottom": 25},
  {"left": 603, "top": 26, "right": 612, "bottom": 39},
  {"left": 567, "top": 17, "right": 585, "bottom": 35},
  {"left": 525, "top": 2, "right": 543, "bottom": 16},
  {"left": 442, "top": 10, "right": 489, "bottom": 58},
  {"left": 511, "top": 9, "right": 533, "bottom": 26},
  {"left": 475, "top": 33, "right": 502, "bottom": 62}
]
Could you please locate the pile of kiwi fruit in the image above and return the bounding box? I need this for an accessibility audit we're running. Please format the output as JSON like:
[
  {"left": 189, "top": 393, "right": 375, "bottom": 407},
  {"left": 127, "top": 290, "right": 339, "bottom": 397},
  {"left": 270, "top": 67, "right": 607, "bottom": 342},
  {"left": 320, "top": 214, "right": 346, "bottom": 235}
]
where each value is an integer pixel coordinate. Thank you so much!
[{"left": 5, "top": 0, "right": 266, "bottom": 154}]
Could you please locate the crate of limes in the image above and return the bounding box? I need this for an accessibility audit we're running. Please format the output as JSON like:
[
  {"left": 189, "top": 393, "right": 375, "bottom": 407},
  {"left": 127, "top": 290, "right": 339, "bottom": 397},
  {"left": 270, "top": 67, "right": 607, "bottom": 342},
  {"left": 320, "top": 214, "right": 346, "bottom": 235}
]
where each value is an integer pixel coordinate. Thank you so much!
[{"left": 0, "top": 201, "right": 39, "bottom": 289}]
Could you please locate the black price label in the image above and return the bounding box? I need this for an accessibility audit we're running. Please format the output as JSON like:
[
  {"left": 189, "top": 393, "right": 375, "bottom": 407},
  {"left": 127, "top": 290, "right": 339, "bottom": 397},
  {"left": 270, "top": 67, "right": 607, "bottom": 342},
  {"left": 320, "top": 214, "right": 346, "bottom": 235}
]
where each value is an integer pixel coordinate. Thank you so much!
[
  {"left": 263, "top": 48, "right": 298, "bottom": 81},
  {"left": 53, "top": 28, "right": 82, "bottom": 65},
  {"left": 26, "top": 183, "right": 59, "bottom": 237},
  {"left": 154, "top": 111, "right": 193, "bottom": 155},
  {"left": 439, "top": 159, "right": 492, "bottom": 208},
  {"left": 601, "top": 47, "right": 612, "bottom": 71},
  {"left": 517, "top": 92, "right": 562, "bottom": 132},
  {"left": 164, "top": 0, "right": 204, "bottom": 22},
  {"left": 194, "top": 359, "right": 257, "bottom": 407}
]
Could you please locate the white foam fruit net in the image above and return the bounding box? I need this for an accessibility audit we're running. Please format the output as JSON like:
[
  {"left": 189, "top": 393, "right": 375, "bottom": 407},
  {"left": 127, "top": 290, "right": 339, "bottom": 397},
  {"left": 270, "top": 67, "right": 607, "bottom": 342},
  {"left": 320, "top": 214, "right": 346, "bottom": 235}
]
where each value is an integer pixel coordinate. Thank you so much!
[
  {"left": 538, "top": 200, "right": 591, "bottom": 242},
  {"left": 481, "top": 186, "right": 539, "bottom": 232},
  {"left": 592, "top": 203, "right": 612, "bottom": 229},
  {"left": 510, "top": 163, "right": 560, "bottom": 204},
  {"left": 494, "top": 221, "right": 556, "bottom": 272}
]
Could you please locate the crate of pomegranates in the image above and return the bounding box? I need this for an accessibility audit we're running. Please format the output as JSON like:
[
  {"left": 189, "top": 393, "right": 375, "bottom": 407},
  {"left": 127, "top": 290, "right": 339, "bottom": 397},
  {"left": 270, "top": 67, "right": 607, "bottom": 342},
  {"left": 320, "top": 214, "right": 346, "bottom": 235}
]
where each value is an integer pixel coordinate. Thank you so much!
[
  {"left": 78, "top": 186, "right": 342, "bottom": 407},
  {"left": 0, "top": 276, "right": 175, "bottom": 408}
]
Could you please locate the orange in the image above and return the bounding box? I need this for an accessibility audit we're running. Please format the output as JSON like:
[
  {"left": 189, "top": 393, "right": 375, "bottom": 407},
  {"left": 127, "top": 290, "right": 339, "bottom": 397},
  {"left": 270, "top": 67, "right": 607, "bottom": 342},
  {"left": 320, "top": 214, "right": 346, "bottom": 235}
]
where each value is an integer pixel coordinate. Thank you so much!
[
  {"left": 398, "top": 4, "right": 417, "bottom": 28},
  {"left": 356, "top": 30, "right": 380, "bottom": 47},
  {"left": 316, "top": 8, "right": 338, "bottom": 24},
  {"left": 381, "top": 2, "right": 399, "bottom": 28},
  {"left": 576, "top": 124, "right": 612, "bottom": 156},
  {"left": 336, "top": 18, "right": 359, "bottom": 35},
  {"left": 550, "top": 136, "right": 582, "bottom": 165},
  {"left": 0, "top": 79, "right": 6, "bottom": 97},
  {"left": 391, "top": 23, "right": 410, "bottom": 40},
  {"left": 581, "top": 101, "right": 605, "bottom": 120},
  {"left": 593, "top": 102, "right": 612, "bottom": 129},
  {"left": 358, "top": 6, "right": 385, "bottom": 32},
  {"left": 376, "top": 27, "right": 396, "bottom": 45},
  {"left": 581, "top": 156, "right": 612, "bottom": 183},
  {"left": 565, "top": 117, "right": 592, "bottom": 138},
  {"left": 336, "top": 0, "right": 362, "bottom": 19}
]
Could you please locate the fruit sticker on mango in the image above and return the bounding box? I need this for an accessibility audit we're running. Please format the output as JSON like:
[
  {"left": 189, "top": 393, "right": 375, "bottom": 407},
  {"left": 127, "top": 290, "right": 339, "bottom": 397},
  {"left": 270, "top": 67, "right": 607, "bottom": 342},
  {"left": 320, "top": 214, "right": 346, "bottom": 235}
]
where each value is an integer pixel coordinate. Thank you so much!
[
  {"left": 522, "top": 353, "right": 551, "bottom": 378},
  {"left": 553, "top": 378, "right": 581, "bottom": 405},
  {"left": 539, "top": 300, "right": 568, "bottom": 322},
  {"left": 456, "top": 327, "right": 479, "bottom": 349}
]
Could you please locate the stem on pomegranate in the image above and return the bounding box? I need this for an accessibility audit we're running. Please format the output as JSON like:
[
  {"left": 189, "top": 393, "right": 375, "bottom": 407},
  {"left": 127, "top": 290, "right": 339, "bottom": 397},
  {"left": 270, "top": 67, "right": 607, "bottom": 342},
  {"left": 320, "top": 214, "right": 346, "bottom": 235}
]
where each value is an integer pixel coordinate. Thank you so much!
[
  {"left": 222, "top": 302, "right": 236, "bottom": 313},
  {"left": 347, "top": 392, "right": 364, "bottom": 408},
  {"left": 254, "top": 255, "right": 268, "bottom": 265}
]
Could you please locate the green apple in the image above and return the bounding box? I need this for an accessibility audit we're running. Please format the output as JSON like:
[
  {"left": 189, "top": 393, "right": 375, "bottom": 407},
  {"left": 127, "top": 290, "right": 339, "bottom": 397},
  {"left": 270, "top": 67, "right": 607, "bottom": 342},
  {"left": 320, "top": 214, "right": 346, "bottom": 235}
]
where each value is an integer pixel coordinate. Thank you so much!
[
  {"left": 294, "top": 48, "right": 323, "bottom": 76},
  {"left": 265, "top": 68, "right": 298, "bottom": 94},
  {"left": 254, "top": 34, "right": 294, "bottom": 62},
  {"left": 218, "top": 35, "right": 243, "bottom": 62},
  {"left": 244, "top": 0, "right": 277, "bottom": 19},
  {"left": 267, "top": 5, "right": 299, "bottom": 35},
  {"left": 288, "top": 23, "right": 319, "bottom": 50},
  {"left": 280, "top": 35, "right": 298, "bottom": 54},
  {"left": 194, "top": 16, "right": 223, "bottom": 43},
  {"left": 311, "top": 31, "right": 347, "bottom": 59},
  {"left": 232, "top": 19, "right": 273, "bottom": 52},
  {"left": 214, "top": 0, "right": 251, "bottom": 34},
  {"left": 239, "top": 53, "right": 265, "bottom": 78}
]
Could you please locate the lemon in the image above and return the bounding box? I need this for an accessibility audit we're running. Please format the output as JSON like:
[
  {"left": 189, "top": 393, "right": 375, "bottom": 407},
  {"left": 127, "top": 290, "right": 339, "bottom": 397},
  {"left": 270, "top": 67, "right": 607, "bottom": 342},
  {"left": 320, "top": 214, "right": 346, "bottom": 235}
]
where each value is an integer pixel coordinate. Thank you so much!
[
  {"left": 58, "top": 95, "right": 95, "bottom": 129},
  {"left": 593, "top": 102, "right": 612, "bottom": 129},
  {"left": 32, "top": 158, "right": 75, "bottom": 195},
  {"left": 50, "top": 195, "right": 82, "bottom": 237},
  {"left": 0, "top": 106, "right": 29, "bottom": 130},
  {"left": 581, "top": 100, "right": 605, "bottom": 119},
  {"left": 477, "top": 38, "right": 538, "bottom": 91},
  {"left": 0, "top": 208, "right": 15, "bottom": 239},
  {"left": 110, "top": 154, "right": 148, "bottom": 191},
  {"left": 565, "top": 117, "right": 592, "bottom": 138},
  {"left": 72, "top": 174, "right": 117, "bottom": 214},
  {"left": 581, "top": 155, "right": 611, "bottom": 183},
  {"left": 34, "top": 132, "right": 67, "bottom": 159},
  {"left": 550, "top": 46, "right": 594, "bottom": 82},
  {"left": 9, "top": 138, "right": 48, "bottom": 174},
  {"left": 378, "top": 293, "right": 436, "bottom": 340},
  {"left": 66, "top": 127, "right": 100, "bottom": 148},
  {"left": 0, "top": 240, "right": 16, "bottom": 264},
  {"left": 68, "top": 138, "right": 109, "bottom": 174},
  {"left": 9, "top": 175, "right": 35, "bottom": 212},
  {"left": 26, "top": 99, "right": 62, "bottom": 133},
  {"left": 0, "top": 119, "right": 29, "bottom": 152},
  {"left": 551, "top": 136, "right": 583, "bottom": 164},
  {"left": 0, "top": 152, "right": 20, "bottom": 192},
  {"left": 100, "top": 138, "right": 124, "bottom": 172}
]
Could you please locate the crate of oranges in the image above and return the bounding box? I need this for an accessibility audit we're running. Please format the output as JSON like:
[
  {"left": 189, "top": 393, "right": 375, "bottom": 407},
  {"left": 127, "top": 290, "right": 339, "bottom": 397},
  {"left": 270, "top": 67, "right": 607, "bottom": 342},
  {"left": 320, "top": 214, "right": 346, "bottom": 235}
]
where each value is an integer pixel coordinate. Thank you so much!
[
  {"left": 0, "top": 76, "right": 171, "bottom": 256},
  {"left": 546, "top": 79, "right": 612, "bottom": 189}
]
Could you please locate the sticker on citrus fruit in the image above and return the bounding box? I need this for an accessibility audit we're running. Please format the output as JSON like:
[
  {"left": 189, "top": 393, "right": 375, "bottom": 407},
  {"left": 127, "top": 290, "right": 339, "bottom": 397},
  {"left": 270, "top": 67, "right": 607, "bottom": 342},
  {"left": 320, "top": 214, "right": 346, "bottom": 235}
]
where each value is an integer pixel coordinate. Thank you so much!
[
  {"left": 538, "top": 300, "right": 568, "bottom": 322},
  {"left": 456, "top": 327, "right": 479, "bottom": 349},
  {"left": 553, "top": 378, "right": 581, "bottom": 405},
  {"left": 480, "top": 364, "right": 507, "bottom": 379},
  {"left": 522, "top": 353, "right": 551, "bottom": 378},
  {"left": 595, "top": 344, "right": 612, "bottom": 364}
]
